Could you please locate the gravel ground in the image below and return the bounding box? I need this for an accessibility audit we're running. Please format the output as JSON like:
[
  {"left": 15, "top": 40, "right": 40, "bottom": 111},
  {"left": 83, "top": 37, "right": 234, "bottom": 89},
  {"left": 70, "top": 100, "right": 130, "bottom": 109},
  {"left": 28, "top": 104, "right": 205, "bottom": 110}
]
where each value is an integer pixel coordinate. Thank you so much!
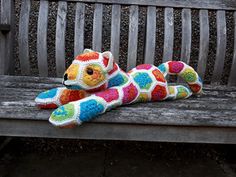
[{"left": 10, "top": 1, "right": 235, "bottom": 84}]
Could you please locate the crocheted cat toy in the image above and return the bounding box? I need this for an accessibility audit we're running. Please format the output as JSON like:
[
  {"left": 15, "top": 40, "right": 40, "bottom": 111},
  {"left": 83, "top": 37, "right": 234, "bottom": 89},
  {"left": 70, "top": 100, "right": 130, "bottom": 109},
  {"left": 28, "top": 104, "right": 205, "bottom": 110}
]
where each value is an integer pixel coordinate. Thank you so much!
[{"left": 35, "top": 49, "right": 203, "bottom": 128}]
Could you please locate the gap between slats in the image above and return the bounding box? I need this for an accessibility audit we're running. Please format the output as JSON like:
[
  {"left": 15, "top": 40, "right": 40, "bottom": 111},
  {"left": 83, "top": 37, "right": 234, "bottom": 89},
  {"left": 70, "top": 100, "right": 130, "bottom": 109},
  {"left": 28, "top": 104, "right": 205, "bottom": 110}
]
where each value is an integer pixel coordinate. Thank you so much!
[
  {"left": 55, "top": 1, "right": 67, "bottom": 77},
  {"left": 212, "top": 10, "right": 227, "bottom": 84},
  {"left": 37, "top": 0, "right": 49, "bottom": 77},
  {"left": 18, "top": 0, "right": 31, "bottom": 75},
  {"left": 228, "top": 11, "right": 236, "bottom": 86}
]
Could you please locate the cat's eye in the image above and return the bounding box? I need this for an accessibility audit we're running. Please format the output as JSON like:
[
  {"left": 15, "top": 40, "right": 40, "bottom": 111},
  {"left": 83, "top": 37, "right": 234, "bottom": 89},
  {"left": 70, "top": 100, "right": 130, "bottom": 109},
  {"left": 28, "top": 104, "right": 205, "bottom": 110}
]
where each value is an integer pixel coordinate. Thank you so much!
[{"left": 86, "top": 68, "right": 94, "bottom": 75}]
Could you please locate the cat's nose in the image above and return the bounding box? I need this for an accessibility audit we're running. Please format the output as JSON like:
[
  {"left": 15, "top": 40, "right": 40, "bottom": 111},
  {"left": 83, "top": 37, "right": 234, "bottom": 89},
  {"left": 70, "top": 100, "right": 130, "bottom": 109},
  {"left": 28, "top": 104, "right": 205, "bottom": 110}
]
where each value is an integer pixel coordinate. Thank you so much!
[{"left": 64, "top": 73, "right": 68, "bottom": 81}]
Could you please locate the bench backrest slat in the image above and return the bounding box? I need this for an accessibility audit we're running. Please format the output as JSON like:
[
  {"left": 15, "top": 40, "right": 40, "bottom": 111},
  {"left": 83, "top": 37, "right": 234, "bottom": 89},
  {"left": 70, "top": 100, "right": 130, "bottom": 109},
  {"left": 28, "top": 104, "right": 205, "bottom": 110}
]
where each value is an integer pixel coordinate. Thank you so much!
[
  {"left": 74, "top": 2, "right": 85, "bottom": 57},
  {"left": 180, "top": 8, "right": 191, "bottom": 64},
  {"left": 18, "top": 0, "right": 31, "bottom": 75},
  {"left": 67, "top": 0, "right": 236, "bottom": 11},
  {"left": 162, "top": 7, "right": 174, "bottom": 63},
  {"left": 228, "top": 12, "right": 236, "bottom": 86},
  {"left": 110, "top": 4, "right": 121, "bottom": 63},
  {"left": 197, "top": 10, "right": 209, "bottom": 80},
  {"left": 92, "top": 3, "right": 103, "bottom": 51},
  {"left": 37, "top": 0, "right": 49, "bottom": 77},
  {"left": 55, "top": 1, "right": 67, "bottom": 77},
  {"left": 144, "top": 6, "right": 156, "bottom": 65},
  {"left": 212, "top": 10, "right": 227, "bottom": 84},
  {"left": 127, "top": 5, "right": 139, "bottom": 71}
]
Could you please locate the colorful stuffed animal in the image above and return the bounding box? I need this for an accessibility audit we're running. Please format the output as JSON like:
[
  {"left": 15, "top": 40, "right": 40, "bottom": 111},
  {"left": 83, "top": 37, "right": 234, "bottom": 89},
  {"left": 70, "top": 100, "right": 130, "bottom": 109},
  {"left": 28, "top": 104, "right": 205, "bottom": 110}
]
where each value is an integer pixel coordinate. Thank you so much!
[{"left": 35, "top": 49, "right": 203, "bottom": 128}]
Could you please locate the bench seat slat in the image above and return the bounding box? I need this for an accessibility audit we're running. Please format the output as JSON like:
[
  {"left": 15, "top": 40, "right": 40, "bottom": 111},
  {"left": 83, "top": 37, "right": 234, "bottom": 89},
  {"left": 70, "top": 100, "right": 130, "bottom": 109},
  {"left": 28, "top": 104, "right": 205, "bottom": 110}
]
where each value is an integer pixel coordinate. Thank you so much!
[
  {"left": 110, "top": 4, "right": 121, "bottom": 63},
  {"left": 163, "top": 7, "right": 174, "bottom": 63},
  {"left": 197, "top": 10, "right": 209, "bottom": 80},
  {"left": 92, "top": 3, "right": 103, "bottom": 51},
  {"left": 0, "top": 76, "right": 236, "bottom": 128},
  {"left": 144, "top": 6, "right": 156, "bottom": 64},
  {"left": 127, "top": 5, "right": 139, "bottom": 71},
  {"left": 228, "top": 12, "right": 236, "bottom": 86},
  {"left": 18, "top": 0, "right": 31, "bottom": 75},
  {"left": 37, "top": 0, "right": 49, "bottom": 77},
  {"left": 74, "top": 2, "right": 85, "bottom": 57},
  {"left": 212, "top": 10, "right": 227, "bottom": 84},
  {"left": 56, "top": 1, "right": 67, "bottom": 77}
]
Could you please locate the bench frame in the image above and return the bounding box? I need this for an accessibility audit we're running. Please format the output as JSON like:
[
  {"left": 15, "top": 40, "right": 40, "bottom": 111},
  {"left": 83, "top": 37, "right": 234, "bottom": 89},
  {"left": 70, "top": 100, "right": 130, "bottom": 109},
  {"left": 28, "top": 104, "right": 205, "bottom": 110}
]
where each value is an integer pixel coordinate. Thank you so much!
[{"left": 0, "top": 0, "right": 236, "bottom": 144}]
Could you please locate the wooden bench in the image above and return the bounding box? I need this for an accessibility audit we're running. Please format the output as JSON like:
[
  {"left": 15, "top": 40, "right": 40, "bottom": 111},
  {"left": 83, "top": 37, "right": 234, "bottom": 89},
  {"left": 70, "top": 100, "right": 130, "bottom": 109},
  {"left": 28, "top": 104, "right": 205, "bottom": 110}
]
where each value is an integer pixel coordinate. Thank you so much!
[{"left": 0, "top": 0, "right": 236, "bottom": 144}]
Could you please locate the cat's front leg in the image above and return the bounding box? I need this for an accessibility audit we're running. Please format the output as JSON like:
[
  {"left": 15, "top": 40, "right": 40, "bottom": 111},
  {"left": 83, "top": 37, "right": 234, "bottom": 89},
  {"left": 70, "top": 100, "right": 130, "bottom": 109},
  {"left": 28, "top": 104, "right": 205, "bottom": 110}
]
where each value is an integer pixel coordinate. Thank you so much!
[{"left": 35, "top": 87, "right": 88, "bottom": 109}]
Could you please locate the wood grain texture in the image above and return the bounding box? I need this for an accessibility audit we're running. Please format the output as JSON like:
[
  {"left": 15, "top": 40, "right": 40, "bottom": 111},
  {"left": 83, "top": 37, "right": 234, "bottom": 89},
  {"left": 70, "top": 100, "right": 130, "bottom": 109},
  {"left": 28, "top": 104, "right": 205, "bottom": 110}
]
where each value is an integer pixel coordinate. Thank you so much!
[
  {"left": 163, "top": 8, "right": 174, "bottom": 63},
  {"left": 0, "top": 75, "right": 236, "bottom": 129},
  {"left": 180, "top": 9, "right": 191, "bottom": 64},
  {"left": 110, "top": 4, "right": 121, "bottom": 63},
  {"left": 74, "top": 2, "right": 85, "bottom": 57},
  {"left": 127, "top": 5, "right": 139, "bottom": 71},
  {"left": 37, "top": 0, "right": 49, "bottom": 77},
  {"left": 228, "top": 12, "right": 236, "bottom": 86},
  {"left": 62, "top": 0, "right": 236, "bottom": 10},
  {"left": 212, "top": 10, "right": 227, "bottom": 84},
  {"left": 56, "top": 1, "right": 67, "bottom": 77},
  {"left": 19, "top": 0, "right": 31, "bottom": 75},
  {"left": 144, "top": 6, "right": 156, "bottom": 64},
  {"left": 92, "top": 3, "right": 103, "bottom": 51},
  {"left": 1, "top": 119, "right": 236, "bottom": 144},
  {"left": 197, "top": 10, "right": 209, "bottom": 80},
  {"left": 0, "top": 0, "right": 14, "bottom": 75}
]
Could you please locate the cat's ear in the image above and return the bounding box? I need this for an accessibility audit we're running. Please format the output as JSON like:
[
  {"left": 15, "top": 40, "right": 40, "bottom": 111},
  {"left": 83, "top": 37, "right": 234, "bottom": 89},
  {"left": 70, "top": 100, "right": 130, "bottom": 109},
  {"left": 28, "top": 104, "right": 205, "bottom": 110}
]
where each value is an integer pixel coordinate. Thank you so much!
[
  {"left": 83, "top": 49, "right": 94, "bottom": 53},
  {"left": 102, "top": 51, "right": 114, "bottom": 72}
]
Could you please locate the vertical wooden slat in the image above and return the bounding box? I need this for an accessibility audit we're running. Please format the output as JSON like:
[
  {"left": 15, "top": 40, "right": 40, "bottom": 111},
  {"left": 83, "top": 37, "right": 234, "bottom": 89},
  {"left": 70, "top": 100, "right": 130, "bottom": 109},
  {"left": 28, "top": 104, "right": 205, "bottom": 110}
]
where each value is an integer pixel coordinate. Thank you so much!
[
  {"left": 144, "top": 6, "right": 156, "bottom": 64},
  {"left": 127, "top": 5, "right": 139, "bottom": 71},
  {"left": 212, "top": 10, "right": 227, "bottom": 84},
  {"left": 197, "top": 10, "right": 209, "bottom": 80},
  {"left": 228, "top": 12, "right": 236, "bottom": 86},
  {"left": 92, "top": 3, "right": 103, "bottom": 51},
  {"left": 110, "top": 4, "right": 121, "bottom": 63},
  {"left": 74, "top": 2, "right": 85, "bottom": 57},
  {"left": 180, "top": 8, "right": 191, "bottom": 64},
  {"left": 18, "top": 0, "right": 31, "bottom": 75},
  {"left": 0, "top": 0, "right": 14, "bottom": 75},
  {"left": 55, "top": 1, "right": 67, "bottom": 77},
  {"left": 37, "top": 0, "right": 49, "bottom": 77},
  {"left": 163, "top": 8, "right": 174, "bottom": 62}
]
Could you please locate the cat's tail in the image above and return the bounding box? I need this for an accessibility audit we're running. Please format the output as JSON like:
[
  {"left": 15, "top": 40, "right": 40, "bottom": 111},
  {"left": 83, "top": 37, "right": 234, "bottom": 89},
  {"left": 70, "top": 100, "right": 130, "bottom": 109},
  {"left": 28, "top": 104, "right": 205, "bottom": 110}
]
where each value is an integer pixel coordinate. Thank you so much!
[{"left": 157, "top": 61, "right": 203, "bottom": 100}]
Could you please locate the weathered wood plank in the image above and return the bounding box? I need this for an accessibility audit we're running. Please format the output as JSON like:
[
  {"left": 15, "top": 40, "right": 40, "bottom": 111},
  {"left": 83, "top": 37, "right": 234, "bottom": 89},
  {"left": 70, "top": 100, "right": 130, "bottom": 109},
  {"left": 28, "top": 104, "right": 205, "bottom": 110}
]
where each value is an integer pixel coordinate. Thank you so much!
[
  {"left": 1, "top": 119, "right": 236, "bottom": 144},
  {"left": 127, "top": 5, "right": 139, "bottom": 71},
  {"left": 180, "top": 9, "right": 191, "bottom": 64},
  {"left": 197, "top": 10, "right": 209, "bottom": 80},
  {"left": 110, "top": 4, "right": 121, "bottom": 63},
  {"left": 163, "top": 7, "right": 174, "bottom": 63},
  {"left": 37, "top": 0, "right": 49, "bottom": 77},
  {"left": 58, "top": 0, "right": 236, "bottom": 11},
  {"left": 212, "top": 10, "right": 227, "bottom": 84},
  {"left": 144, "top": 6, "right": 156, "bottom": 64},
  {"left": 55, "top": 1, "right": 67, "bottom": 77},
  {"left": 92, "top": 3, "right": 103, "bottom": 51},
  {"left": 228, "top": 12, "right": 236, "bottom": 86},
  {"left": 74, "top": 2, "right": 85, "bottom": 57},
  {"left": 0, "top": 0, "right": 14, "bottom": 75},
  {"left": 19, "top": 0, "right": 31, "bottom": 75}
]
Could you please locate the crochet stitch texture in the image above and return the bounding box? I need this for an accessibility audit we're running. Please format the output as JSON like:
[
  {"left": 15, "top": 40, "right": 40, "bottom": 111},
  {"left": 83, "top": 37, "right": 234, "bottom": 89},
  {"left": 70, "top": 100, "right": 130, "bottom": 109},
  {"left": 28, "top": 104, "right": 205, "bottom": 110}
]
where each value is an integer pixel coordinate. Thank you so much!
[{"left": 35, "top": 49, "right": 203, "bottom": 128}]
